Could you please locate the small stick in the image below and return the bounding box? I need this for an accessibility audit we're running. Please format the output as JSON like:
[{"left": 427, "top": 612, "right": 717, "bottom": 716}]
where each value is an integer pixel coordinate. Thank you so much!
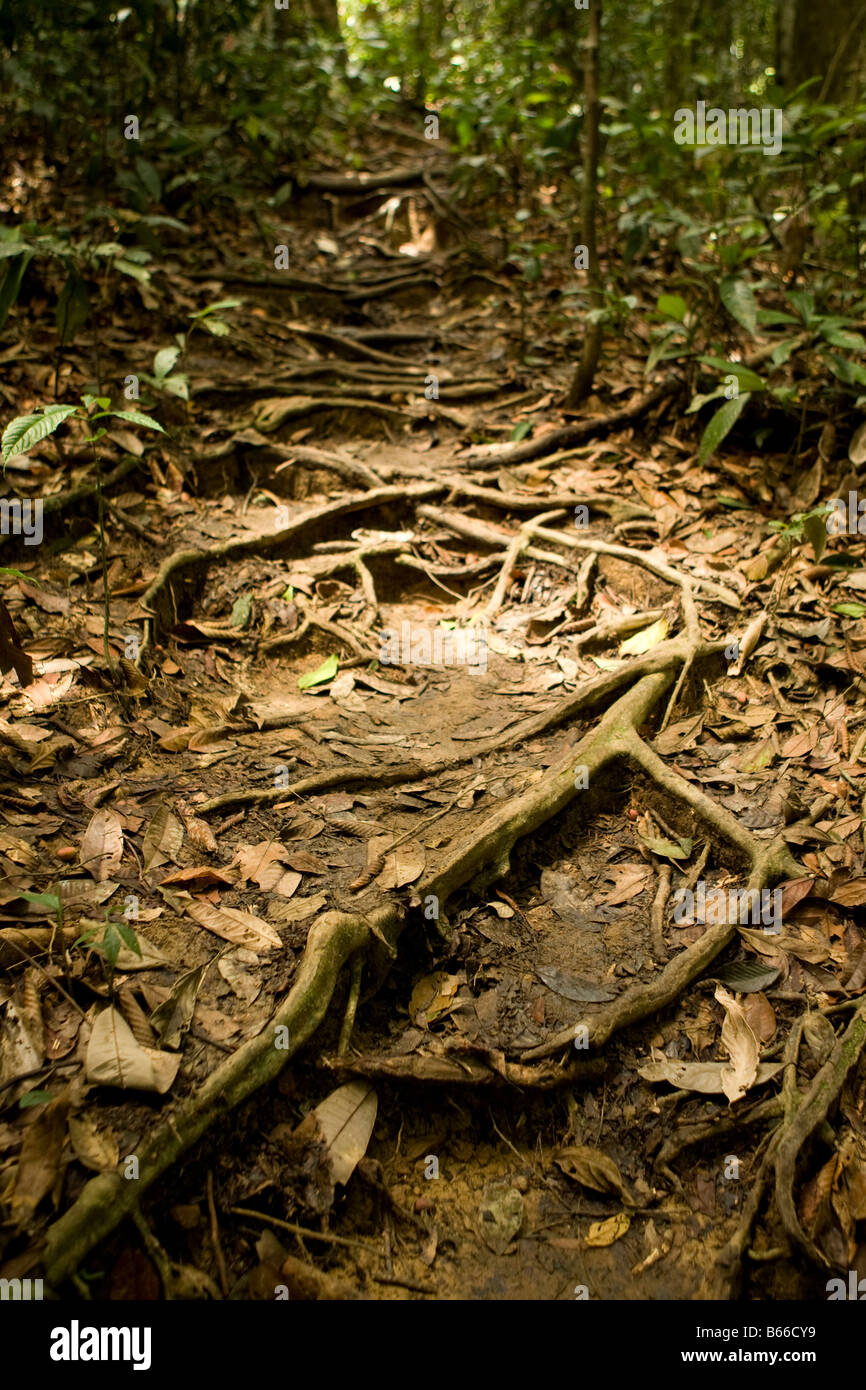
[
  {"left": 650, "top": 862, "right": 672, "bottom": 961},
  {"left": 207, "top": 1171, "right": 230, "bottom": 1296},
  {"left": 229, "top": 1206, "right": 378, "bottom": 1252}
]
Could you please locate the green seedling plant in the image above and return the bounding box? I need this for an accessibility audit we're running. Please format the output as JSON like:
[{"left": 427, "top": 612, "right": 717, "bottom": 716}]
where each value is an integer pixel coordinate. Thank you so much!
[
  {"left": 140, "top": 301, "right": 242, "bottom": 406},
  {"left": 139, "top": 343, "right": 190, "bottom": 401},
  {"left": 767, "top": 502, "right": 836, "bottom": 611},
  {"left": 19, "top": 887, "right": 65, "bottom": 949},
  {"left": 75, "top": 908, "right": 142, "bottom": 996},
  {"left": 1, "top": 398, "right": 164, "bottom": 675},
  {"left": 0, "top": 224, "right": 156, "bottom": 394}
]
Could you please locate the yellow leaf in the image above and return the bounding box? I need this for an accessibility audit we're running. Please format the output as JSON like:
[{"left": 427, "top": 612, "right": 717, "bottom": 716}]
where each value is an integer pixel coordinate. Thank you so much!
[
  {"left": 585, "top": 1212, "right": 631, "bottom": 1247},
  {"left": 619, "top": 616, "right": 669, "bottom": 656}
]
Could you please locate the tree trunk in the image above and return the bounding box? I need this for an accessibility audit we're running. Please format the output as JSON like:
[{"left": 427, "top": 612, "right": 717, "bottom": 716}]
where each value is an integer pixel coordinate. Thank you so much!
[
  {"left": 776, "top": 0, "right": 866, "bottom": 99},
  {"left": 565, "top": 1, "right": 602, "bottom": 411}
]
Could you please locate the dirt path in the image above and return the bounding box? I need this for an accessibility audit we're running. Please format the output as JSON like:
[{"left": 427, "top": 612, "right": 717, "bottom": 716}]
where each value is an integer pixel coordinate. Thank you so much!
[{"left": 2, "top": 141, "right": 865, "bottom": 1302}]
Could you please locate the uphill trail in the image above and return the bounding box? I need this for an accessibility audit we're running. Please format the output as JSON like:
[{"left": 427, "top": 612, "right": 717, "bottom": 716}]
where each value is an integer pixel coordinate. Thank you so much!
[{"left": 2, "top": 131, "right": 865, "bottom": 1303}]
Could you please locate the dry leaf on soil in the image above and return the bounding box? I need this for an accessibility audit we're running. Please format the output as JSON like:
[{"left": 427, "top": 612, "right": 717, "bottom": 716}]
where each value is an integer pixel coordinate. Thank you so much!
[
  {"left": 715, "top": 984, "right": 760, "bottom": 1102},
  {"left": 297, "top": 1080, "right": 378, "bottom": 1186},
  {"left": 554, "top": 1145, "right": 634, "bottom": 1203},
  {"left": 85, "top": 1006, "right": 181, "bottom": 1094},
  {"left": 376, "top": 839, "right": 426, "bottom": 890},
  {"left": 11, "top": 1090, "right": 70, "bottom": 1227},
  {"left": 68, "top": 1112, "right": 120, "bottom": 1172},
  {"left": 150, "top": 961, "right": 208, "bottom": 1049},
  {"left": 180, "top": 895, "right": 282, "bottom": 951},
  {"left": 79, "top": 808, "right": 124, "bottom": 882},
  {"left": 585, "top": 1212, "right": 631, "bottom": 1247},
  {"left": 142, "top": 804, "right": 184, "bottom": 871},
  {"left": 639, "top": 1056, "right": 783, "bottom": 1096}
]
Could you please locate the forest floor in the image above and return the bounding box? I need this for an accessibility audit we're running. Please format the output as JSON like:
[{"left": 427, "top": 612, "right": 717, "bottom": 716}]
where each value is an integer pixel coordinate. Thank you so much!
[{"left": 1, "top": 129, "right": 866, "bottom": 1302}]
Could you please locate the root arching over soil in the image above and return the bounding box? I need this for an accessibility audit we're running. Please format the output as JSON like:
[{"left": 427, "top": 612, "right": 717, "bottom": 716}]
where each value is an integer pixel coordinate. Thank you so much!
[{"left": 4, "top": 125, "right": 866, "bottom": 1308}]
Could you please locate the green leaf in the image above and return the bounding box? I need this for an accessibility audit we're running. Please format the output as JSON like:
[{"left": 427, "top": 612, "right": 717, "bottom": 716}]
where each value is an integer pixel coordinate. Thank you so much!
[
  {"left": 787, "top": 289, "right": 815, "bottom": 325},
  {"left": 134, "top": 157, "right": 162, "bottom": 201},
  {"left": 771, "top": 338, "right": 800, "bottom": 369},
  {"left": 686, "top": 387, "right": 727, "bottom": 414},
  {"left": 153, "top": 345, "right": 181, "bottom": 378},
  {"left": 101, "top": 921, "right": 121, "bottom": 967},
  {"left": 656, "top": 293, "right": 687, "bottom": 323},
  {"left": 697, "top": 393, "right": 749, "bottom": 466},
  {"left": 108, "top": 410, "right": 165, "bottom": 432},
  {"left": 697, "top": 356, "right": 765, "bottom": 392},
  {"left": 19, "top": 889, "right": 61, "bottom": 911},
  {"left": 202, "top": 317, "right": 230, "bottom": 337},
  {"left": 0, "top": 251, "right": 33, "bottom": 331},
  {"left": 803, "top": 512, "right": 827, "bottom": 563},
  {"left": 230, "top": 594, "right": 253, "bottom": 629},
  {"left": 821, "top": 326, "right": 866, "bottom": 353},
  {"left": 19, "top": 1090, "right": 56, "bottom": 1108},
  {"left": 298, "top": 654, "right": 339, "bottom": 690},
  {"left": 833, "top": 602, "right": 866, "bottom": 618},
  {"left": 2, "top": 406, "right": 79, "bottom": 464},
  {"left": 720, "top": 277, "right": 757, "bottom": 336},
  {"left": 510, "top": 419, "right": 532, "bottom": 442},
  {"left": 0, "top": 242, "right": 31, "bottom": 260},
  {"left": 114, "top": 258, "right": 151, "bottom": 284},
  {"left": 825, "top": 354, "right": 866, "bottom": 387},
  {"left": 55, "top": 273, "right": 90, "bottom": 347},
  {"left": 755, "top": 309, "right": 798, "bottom": 326},
  {"left": 645, "top": 330, "right": 681, "bottom": 374},
  {"left": 115, "top": 918, "right": 142, "bottom": 957},
  {"left": 191, "top": 299, "right": 242, "bottom": 319},
  {"left": 160, "top": 375, "right": 189, "bottom": 401}
]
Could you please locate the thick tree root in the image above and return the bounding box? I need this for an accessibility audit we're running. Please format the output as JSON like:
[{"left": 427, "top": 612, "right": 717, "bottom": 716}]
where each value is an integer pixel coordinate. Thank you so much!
[
  {"left": 462, "top": 378, "right": 682, "bottom": 468},
  {"left": 519, "top": 728, "right": 802, "bottom": 1061},
  {"left": 40, "top": 668, "right": 676, "bottom": 1285},
  {"left": 320, "top": 1050, "right": 606, "bottom": 1088},
  {"left": 137, "top": 482, "right": 441, "bottom": 658},
  {"left": 198, "top": 631, "right": 727, "bottom": 814},
  {"left": 773, "top": 998, "right": 866, "bottom": 1269}
]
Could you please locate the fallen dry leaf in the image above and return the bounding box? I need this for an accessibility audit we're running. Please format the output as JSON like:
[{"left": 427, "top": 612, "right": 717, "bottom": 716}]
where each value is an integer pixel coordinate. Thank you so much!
[
  {"left": 85, "top": 1007, "right": 181, "bottom": 1094},
  {"left": 554, "top": 1145, "right": 634, "bottom": 1203},
  {"left": 79, "top": 808, "right": 124, "bottom": 882},
  {"left": 715, "top": 984, "right": 759, "bottom": 1102},
  {"left": 181, "top": 896, "right": 282, "bottom": 951}
]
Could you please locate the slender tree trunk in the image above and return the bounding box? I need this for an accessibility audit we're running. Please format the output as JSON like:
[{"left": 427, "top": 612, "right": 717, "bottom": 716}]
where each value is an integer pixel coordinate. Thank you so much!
[
  {"left": 776, "top": 0, "right": 866, "bottom": 98},
  {"left": 565, "top": 0, "right": 602, "bottom": 410}
]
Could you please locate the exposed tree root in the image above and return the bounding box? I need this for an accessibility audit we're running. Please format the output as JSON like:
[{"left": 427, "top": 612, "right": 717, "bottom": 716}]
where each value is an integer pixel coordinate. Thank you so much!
[
  {"left": 519, "top": 734, "right": 802, "bottom": 1061},
  {"left": 773, "top": 998, "right": 866, "bottom": 1269},
  {"left": 654, "top": 1096, "right": 784, "bottom": 1186},
  {"left": 462, "top": 378, "right": 682, "bottom": 468},
  {"left": 0, "top": 456, "right": 140, "bottom": 562},
  {"left": 650, "top": 862, "right": 672, "bottom": 962},
  {"left": 438, "top": 476, "right": 652, "bottom": 525},
  {"left": 40, "top": 667, "right": 677, "bottom": 1286},
  {"left": 137, "top": 482, "right": 440, "bottom": 658},
  {"left": 197, "top": 631, "right": 727, "bottom": 813},
  {"left": 320, "top": 1050, "right": 606, "bottom": 1088}
]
